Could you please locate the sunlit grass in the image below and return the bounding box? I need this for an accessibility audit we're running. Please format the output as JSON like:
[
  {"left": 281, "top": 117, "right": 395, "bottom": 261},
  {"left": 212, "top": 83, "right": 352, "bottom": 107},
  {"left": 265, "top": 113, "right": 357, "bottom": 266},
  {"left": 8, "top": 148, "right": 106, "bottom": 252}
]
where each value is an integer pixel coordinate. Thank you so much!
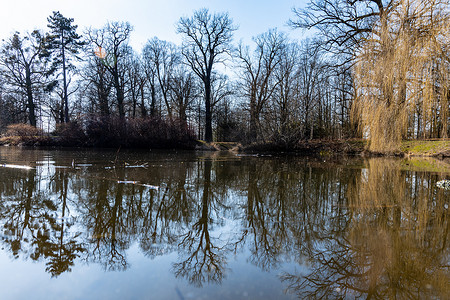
[{"left": 401, "top": 140, "right": 450, "bottom": 156}]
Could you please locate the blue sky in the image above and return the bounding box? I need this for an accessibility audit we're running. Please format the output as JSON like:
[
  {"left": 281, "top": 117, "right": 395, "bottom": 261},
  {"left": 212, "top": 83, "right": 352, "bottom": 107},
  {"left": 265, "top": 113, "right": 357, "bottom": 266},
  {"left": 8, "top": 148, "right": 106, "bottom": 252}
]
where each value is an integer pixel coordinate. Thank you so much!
[{"left": 0, "top": 0, "right": 308, "bottom": 51}]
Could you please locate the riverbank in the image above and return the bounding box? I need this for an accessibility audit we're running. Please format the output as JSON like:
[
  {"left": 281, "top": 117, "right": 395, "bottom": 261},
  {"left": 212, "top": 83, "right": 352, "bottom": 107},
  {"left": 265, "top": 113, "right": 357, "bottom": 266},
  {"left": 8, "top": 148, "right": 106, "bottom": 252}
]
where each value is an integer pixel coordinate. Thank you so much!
[
  {"left": 242, "top": 139, "right": 450, "bottom": 158},
  {"left": 0, "top": 121, "right": 197, "bottom": 149},
  {"left": 1, "top": 134, "right": 449, "bottom": 158},
  {"left": 0, "top": 134, "right": 196, "bottom": 149}
]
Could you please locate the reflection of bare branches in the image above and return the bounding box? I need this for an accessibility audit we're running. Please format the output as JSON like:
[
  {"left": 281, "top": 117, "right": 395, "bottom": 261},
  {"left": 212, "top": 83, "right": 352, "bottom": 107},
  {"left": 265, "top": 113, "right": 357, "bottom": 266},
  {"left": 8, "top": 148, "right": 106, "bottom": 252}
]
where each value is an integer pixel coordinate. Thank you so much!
[
  {"left": 105, "top": 239, "right": 128, "bottom": 271},
  {"left": 173, "top": 229, "right": 227, "bottom": 287},
  {"left": 172, "top": 160, "right": 230, "bottom": 287},
  {"left": 282, "top": 224, "right": 449, "bottom": 299},
  {"left": 0, "top": 167, "right": 87, "bottom": 277},
  {"left": 84, "top": 180, "right": 129, "bottom": 271},
  {"left": 245, "top": 163, "right": 289, "bottom": 270},
  {"left": 282, "top": 159, "right": 449, "bottom": 299},
  {"left": 281, "top": 236, "right": 363, "bottom": 299}
]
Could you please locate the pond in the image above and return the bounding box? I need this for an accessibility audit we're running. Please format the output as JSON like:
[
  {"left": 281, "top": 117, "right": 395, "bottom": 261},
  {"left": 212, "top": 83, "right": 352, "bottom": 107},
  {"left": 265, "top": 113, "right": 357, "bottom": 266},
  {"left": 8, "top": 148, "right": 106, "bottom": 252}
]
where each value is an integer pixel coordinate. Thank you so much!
[{"left": 0, "top": 147, "right": 448, "bottom": 299}]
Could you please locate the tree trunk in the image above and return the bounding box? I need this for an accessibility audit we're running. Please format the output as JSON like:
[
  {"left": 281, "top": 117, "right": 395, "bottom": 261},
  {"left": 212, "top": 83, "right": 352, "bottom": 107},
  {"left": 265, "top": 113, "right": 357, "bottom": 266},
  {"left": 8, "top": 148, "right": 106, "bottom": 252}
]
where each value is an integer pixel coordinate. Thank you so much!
[
  {"left": 61, "top": 33, "right": 70, "bottom": 123},
  {"left": 25, "top": 67, "right": 37, "bottom": 127},
  {"left": 249, "top": 91, "right": 258, "bottom": 141},
  {"left": 150, "top": 83, "right": 156, "bottom": 117},
  {"left": 98, "top": 78, "right": 110, "bottom": 117},
  {"left": 140, "top": 84, "right": 147, "bottom": 117},
  {"left": 204, "top": 79, "right": 213, "bottom": 142},
  {"left": 131, "top": 82, "right": 137, "bottom": 118},
  {"left": 113, "top": 70, "right": 125, "bottom": 118}
]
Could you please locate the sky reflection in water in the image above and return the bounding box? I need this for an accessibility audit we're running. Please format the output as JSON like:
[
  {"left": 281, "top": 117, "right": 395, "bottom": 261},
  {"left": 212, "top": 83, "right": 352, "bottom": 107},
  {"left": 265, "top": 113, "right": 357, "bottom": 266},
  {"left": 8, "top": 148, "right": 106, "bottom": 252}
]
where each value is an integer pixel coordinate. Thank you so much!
[{"left": 0, "top": 148, "right": 448, "bottom": 299}]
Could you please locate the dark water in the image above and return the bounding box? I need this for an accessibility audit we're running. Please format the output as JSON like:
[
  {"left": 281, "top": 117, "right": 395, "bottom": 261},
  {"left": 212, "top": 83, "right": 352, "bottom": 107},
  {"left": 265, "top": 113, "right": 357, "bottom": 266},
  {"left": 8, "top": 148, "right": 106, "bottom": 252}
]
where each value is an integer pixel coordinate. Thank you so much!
[{"left": 0, "top": 147, "right": 448, "bottom": 299}]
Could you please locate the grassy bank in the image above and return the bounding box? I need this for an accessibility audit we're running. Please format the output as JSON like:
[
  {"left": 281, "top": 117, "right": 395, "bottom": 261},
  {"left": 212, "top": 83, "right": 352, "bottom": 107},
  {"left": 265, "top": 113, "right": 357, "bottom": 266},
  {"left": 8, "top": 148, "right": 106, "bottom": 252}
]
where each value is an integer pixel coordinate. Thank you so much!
[
  {"left": 401, "top": 140, "right": 450, "bottom": 157},
  {"left": 242, "top": 139, "right": 450, "bottom": 158},
  {"left": 243, "top": 139, "right": 367, "bottom": 156}
]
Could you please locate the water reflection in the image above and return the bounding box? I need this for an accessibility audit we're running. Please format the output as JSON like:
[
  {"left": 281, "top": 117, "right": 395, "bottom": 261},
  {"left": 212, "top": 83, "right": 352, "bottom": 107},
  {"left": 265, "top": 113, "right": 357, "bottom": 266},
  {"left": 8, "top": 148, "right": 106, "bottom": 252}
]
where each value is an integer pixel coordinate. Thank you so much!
[
  {"left": 281, "top": 158, "right": 449, "bottom": 299},
  {"left": 0, "top": 148, "right": 448, "bottom": 299}
]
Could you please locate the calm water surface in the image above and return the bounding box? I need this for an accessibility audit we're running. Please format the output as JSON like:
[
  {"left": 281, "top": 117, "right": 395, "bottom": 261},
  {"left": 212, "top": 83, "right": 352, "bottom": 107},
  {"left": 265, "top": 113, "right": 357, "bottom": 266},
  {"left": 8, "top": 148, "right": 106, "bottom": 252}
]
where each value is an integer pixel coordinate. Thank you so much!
[{"left": 0, "top": 147, "right": 448, "bottom": 299}]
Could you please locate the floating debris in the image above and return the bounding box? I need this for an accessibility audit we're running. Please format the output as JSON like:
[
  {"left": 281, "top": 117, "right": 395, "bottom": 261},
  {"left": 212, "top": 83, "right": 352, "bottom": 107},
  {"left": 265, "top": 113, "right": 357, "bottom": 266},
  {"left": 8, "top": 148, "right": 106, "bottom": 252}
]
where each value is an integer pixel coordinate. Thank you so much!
[
  {"left": 117, "top": 180, "right": 138, "bottom": 184},
  {"left": 117, "top": 180, "right": 159, "bottom": 190},
  {"left": 436, "top": 180, "right": 450, "bottom": 190},
  {"left": 105, "top": 162, "right": 148, "bottom": 169},
  {"left": 125, "top": 164, "right": 148, "bottom": 169},
  {"left": 0, "top": 164, "right": 34, "bottom": 170},
  {"left": 141, "top": 184, "right": 159, "bottom": 190}
]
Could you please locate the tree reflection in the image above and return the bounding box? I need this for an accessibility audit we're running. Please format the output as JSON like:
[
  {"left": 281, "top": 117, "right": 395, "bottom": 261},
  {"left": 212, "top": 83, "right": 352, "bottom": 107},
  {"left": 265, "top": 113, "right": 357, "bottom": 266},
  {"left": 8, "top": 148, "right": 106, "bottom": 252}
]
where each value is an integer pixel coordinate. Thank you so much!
[
  {"left": 81, "top": 175, "right": 129, "bottom": 271},
  {"left": 281, "top": 158, "right": 449, "bottom": 299},
  {"left": 138, "top": 160, "right": 194, "bottom": 258},
  {"left": 45, "top": 169, "right": 86, "bottom": 276},
  {"left": 0, "top": 149, "right": 447, "bottom": 299},
  {"left": 0, "top": 168, "right": 49, "bottom": 258},
  {"left": 245, "top": 162, "right": 285, "bottom": 270},
  {"left": 0, "top": 167, "right": 86, "bottom": 277},
  {"left": 173, "top": 160, "right": 229, "bottom": 287}
]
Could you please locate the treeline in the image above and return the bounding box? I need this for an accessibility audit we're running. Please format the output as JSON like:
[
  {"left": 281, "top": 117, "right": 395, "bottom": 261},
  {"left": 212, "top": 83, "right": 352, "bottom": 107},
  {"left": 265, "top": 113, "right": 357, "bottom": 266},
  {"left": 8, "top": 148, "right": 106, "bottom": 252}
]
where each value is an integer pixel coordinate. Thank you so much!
[{"left": 0, "top": 0, "right": 448, "bottom": 150}]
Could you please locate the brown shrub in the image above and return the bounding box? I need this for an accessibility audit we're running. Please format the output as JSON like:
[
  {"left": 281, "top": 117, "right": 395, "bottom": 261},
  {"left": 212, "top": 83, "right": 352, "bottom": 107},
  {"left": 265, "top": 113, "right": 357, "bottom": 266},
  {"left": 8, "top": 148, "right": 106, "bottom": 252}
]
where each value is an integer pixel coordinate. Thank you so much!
[
  {"left": 84, "top": 116, "right": 125, "bottom": 147},
  {"left": 53, "top": 122, "right": 87, "bottom": 146},
  {"left": 84, "top": 115, "right": 196, "bottom": 148},
  {"left": 1, "top": 123, "right": 49, "bottom": 145},
  {"left": 4, "top": 123, "right": 43, "bottom": 137}
]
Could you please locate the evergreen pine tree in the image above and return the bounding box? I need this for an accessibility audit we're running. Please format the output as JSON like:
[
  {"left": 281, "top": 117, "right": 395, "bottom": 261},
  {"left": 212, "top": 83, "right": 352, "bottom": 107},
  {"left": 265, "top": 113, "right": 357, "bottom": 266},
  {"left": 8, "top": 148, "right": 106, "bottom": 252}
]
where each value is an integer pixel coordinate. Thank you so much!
[{"left": 47, "top": 11, "right": 84, "bottom": 123}]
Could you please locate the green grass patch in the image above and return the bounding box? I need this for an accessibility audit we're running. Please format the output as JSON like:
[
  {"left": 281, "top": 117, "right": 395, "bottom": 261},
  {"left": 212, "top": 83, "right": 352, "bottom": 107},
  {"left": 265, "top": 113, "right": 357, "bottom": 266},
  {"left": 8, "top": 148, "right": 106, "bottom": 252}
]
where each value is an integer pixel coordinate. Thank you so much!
[
  {"left": 401, "top": 157, "right": 450, "bottom": 173},
  {"left": 401, "top": 140, "right": 450, "bottom": 156}
]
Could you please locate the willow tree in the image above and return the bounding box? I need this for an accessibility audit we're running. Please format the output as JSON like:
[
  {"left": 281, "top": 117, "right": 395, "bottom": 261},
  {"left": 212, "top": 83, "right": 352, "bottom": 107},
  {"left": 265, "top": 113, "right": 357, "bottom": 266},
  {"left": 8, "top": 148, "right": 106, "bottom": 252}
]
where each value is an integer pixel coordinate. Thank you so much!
[
  {"left": 177, "top": 9, "right": 236, "bottom": 142},
  {"left": 352, "top": 0, "right": 449, "bottom": 151}
]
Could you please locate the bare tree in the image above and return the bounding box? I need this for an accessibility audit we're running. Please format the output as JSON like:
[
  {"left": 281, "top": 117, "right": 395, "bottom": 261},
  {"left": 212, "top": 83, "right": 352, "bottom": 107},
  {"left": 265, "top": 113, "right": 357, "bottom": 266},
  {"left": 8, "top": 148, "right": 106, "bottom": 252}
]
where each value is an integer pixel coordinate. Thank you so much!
[
  {"left": 237, "top": 29, "right": 286, "bottom": 141},
  {"left": 80, "top": 48, "right": 113, "bottom": 117},
  {"left": 177, "top": 8, "right": 236, "bottom": 142},
  {"left": 142, "top": 38, "right": 179, "bottom": 120},
  {"left": 124, "top": 51, "right": 145, "bottom": 118},
  {"left": 352, "top": 0, "right": 450, "bottom": 151},
  {"left": 297, "top": 40, "right": 323, "bottom": 139},
  {"left": 289, "top": 0, "right": 394, "bottom": 61},
  {"left": 0, "top": 31, "right": 50, "bottom": 127},
  {"left": 269, "top": 42, "right": 302, "bottom": 145},
  {"left": 169, "top": 67, "right": 197, "bottom": 123},
  {"left": 86, "top": 22, "right": 133, "bottom": 119}
]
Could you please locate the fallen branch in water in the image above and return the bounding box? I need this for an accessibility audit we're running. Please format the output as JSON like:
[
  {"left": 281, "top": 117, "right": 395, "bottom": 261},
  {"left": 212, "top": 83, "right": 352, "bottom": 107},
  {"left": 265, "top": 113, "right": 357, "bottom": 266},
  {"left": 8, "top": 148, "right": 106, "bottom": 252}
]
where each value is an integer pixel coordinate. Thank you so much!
[
  {"left": 0, "top": 164, "right": 34, "bottom": 170},
  {"left": 117, "top": 180, "right": 159, "bottom": 190}
]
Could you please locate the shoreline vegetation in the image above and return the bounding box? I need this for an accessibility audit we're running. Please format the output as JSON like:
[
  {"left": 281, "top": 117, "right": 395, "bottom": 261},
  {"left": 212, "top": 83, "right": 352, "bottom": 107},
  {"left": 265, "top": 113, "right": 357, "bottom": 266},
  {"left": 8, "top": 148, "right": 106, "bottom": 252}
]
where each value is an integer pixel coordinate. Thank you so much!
[
  {"left": 1, "top": 123, "right": 449, "bottom": 159},
  {"left": 1, "top": 4, "right": 449, "bottom": 157}
]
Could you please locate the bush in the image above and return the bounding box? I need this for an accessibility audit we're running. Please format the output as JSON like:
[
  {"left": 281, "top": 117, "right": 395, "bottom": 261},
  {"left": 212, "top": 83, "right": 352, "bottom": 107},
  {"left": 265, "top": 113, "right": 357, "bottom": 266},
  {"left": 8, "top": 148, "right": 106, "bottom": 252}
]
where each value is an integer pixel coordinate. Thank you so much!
[
  {"left": 53, "top": 122, "right": 87, "bottom": 146},
  {"left": 4, "top": 123, "right": 43, "bottom": 137},
  {"left": 0, "top": 123, "right": 48, "bottom": 146},
  {"left": 84, "top": 115, "right": 196, "bottom": 149},
  {"left": 85, "top": 116, "right": 126, "bottom": 147},
  {"left": 269, "top": 122, "right": 303, "bottom": 150}
]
